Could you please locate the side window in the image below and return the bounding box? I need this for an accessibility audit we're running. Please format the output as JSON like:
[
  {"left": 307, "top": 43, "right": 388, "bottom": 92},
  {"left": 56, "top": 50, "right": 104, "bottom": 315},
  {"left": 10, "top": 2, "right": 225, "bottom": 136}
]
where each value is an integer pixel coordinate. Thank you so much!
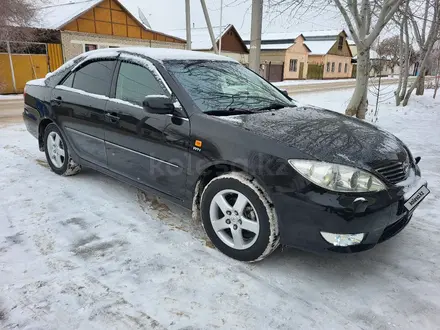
[
  {"left": 72, "top": 60, "right": 116, "bottom": 96},
  {"left": 115, "top": 61, "right": 167, "bottom": 106},
  {"left": 61, "top": 72, "right": 75, "bottom": 87}
]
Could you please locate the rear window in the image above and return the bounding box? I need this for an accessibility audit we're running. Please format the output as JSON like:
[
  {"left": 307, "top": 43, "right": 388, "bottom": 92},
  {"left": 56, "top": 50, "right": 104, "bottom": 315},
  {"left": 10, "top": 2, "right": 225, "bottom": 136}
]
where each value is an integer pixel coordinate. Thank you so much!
[
  {"left": 45, "top": 55, "right": 86, "bottom": 87},
  {"left": 72, "top": 60, "right": 116, "bottom": 96}
]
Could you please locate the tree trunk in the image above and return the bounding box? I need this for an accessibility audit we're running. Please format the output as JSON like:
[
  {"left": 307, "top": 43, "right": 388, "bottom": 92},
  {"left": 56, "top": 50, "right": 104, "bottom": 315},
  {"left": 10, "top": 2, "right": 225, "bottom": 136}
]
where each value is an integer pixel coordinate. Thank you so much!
[
  {"left": 399, "top": 15, "right": 411, "bottom": 104},
  {"left": 434, "top": 61, "right": 440, "bottom": 99},
  {"left": 395, "top": 22, "right": 405, "bottom": 105},
  {"left": 346, "top": 49, "right": 370, "bottom": 119},
  {"left": 416, "top": 70, "right": 426, "bottom": 95}
]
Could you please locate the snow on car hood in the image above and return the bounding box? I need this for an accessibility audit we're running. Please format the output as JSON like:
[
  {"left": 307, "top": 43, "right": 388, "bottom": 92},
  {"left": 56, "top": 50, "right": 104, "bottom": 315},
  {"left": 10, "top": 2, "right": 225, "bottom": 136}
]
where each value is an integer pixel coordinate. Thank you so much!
[{"left": 217, "top": 106, "right": 409, "bottom": 169}]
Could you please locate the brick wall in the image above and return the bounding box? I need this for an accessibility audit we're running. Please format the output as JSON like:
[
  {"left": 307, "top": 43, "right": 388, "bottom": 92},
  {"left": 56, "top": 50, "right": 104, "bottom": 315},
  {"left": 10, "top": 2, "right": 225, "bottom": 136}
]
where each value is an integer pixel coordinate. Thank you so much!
[{"left": 60, "top": 31, "right": 186, "bottom": 61}]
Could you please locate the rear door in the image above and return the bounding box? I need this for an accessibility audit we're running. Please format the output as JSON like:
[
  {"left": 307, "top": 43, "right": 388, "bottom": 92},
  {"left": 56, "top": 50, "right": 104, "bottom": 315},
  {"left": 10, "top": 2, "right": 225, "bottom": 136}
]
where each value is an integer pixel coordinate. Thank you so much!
[
  {"left": 51, "top": 60, "right": 117, "bottom": 167},
  {"left": 104, "top": 58, "right": 190, "bottom": 198}
]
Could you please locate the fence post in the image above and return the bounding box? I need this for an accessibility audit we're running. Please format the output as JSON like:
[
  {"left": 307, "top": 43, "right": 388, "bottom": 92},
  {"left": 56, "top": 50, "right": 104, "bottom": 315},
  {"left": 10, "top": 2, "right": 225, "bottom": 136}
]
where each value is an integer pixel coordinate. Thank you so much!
[{"left": 6, "top": 41, "right": 17, "bottom": 93}]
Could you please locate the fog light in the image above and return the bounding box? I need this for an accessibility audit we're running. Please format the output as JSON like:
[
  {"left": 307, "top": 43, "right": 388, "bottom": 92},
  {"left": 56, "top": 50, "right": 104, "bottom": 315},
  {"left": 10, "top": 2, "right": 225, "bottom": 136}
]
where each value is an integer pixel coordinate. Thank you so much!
[{"left": 320, "top": 232, "right": 365, "bottom": 246}]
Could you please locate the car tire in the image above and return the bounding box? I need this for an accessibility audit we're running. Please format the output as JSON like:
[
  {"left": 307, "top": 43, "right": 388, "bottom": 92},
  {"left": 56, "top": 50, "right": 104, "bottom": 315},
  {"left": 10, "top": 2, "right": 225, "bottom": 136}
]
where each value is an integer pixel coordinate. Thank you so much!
[
  {"left": 200, "top": 172, "right": 280, "bottom": 262},
  {"left": 44, "top": 123, "right": 81, "bottom": 176}
]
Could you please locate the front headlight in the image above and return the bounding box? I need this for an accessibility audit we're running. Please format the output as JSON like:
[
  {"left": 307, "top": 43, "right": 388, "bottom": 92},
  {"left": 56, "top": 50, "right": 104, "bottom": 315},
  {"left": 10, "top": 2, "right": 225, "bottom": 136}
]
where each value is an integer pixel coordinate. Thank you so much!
[{"left": 288, "top": 159, "right": 386, "bottom": 192}]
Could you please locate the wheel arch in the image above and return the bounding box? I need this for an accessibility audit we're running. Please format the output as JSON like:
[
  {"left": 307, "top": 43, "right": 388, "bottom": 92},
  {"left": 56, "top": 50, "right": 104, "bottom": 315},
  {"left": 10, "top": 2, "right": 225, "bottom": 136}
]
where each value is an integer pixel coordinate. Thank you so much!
[
  {"left": 38, "top": 118, "right": 55, "bottom": 151},
  {"left": 191, "top": 161, "right": 272, "bottom": 222}
]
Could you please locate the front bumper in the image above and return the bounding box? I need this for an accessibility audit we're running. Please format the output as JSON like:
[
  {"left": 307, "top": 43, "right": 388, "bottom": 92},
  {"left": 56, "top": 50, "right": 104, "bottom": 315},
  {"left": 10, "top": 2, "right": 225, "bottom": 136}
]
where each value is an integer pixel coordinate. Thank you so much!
[{"left": 271, "top": 171, "right": 428, "bottom": 253}]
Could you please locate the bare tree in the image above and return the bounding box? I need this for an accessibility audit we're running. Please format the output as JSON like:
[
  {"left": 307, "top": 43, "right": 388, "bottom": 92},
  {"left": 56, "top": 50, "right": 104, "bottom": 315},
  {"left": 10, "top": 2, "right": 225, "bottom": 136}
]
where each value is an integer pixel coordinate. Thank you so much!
[
  {"left": 377, "top": 35, "right": 400, "bottom": 75},
  {"left": 0, "top": 0, "right": 38, "bottom": 40},
  {"left": 402, "top": 0, "right": 440, "bottom": 105},
  {"left": 333, "top": 0, "right": 404, "bottom": 119},
  {"left": 267, "top": 0, "right": 404, "bottom": 119},
  {"left": 432, "top": 45, "right": 440, "bottom": 98}
]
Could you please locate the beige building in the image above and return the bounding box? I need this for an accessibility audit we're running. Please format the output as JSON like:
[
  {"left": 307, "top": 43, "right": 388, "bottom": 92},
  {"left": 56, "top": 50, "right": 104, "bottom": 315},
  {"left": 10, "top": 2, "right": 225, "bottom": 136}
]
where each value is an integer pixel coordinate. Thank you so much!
[
  {"left": 307, "top": 31, "right": 353, "bottom": 79},
  {"left": 243, "top": 30, "right": 354, "bottom": 81}
]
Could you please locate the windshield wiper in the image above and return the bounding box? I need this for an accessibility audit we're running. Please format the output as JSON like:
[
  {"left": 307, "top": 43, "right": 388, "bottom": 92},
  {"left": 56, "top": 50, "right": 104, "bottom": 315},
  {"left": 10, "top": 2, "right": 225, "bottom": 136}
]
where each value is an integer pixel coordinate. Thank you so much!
[
  {"left": 204, "top": 109, "right": 255, "bottom": 116},
  {"left": 253, "top": 103, "right": 293, "bottom": 111}
]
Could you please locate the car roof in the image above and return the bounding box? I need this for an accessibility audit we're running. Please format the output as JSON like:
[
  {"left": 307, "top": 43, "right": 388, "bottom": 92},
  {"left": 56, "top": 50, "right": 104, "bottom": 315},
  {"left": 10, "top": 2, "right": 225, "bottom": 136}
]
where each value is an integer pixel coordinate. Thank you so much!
[{"left": 81, "top": 47, "right": 238, "bottom": 63}]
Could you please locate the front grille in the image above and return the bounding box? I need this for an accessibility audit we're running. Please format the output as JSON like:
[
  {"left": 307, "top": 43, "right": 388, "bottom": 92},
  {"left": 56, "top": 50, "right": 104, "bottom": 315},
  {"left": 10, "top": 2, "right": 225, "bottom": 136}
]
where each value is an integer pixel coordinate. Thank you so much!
[{"left": 375, "top": 161, "right": 409, "bottom": 184}]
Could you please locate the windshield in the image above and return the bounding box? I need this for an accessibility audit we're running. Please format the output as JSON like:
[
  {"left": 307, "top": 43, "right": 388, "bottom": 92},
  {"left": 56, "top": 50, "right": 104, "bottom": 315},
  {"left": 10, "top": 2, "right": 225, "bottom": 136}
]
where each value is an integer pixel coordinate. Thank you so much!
[{"left": 164, "top": 60, "right": 296, "bottom": 113}]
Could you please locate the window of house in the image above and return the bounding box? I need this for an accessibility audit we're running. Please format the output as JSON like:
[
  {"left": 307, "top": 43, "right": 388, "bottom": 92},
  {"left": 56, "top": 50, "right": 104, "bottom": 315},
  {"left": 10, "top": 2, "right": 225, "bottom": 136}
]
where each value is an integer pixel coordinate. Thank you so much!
[
  {"left": 331, "top": 62, "right": 335, "bottom": 72},
  {"left": 116, "top": 62, "right": 167, "bottom": 106},
  {"left": 72, "top": 60, "right": 116, "bottom": 96},
  {"left": 326, "top": 62, "right": 330, "bottom": 72},
  {"left": 338, "top": 63, "right": 342, "bottom": 73},
  {"left": 289, "top": 59, "right": 298, "bottom": 72},
  {"left": 344, "top": 63, "right": 348, "bottom": 73},
  {"left": 338, "top": 36, "right": 344, "bottom": 50},
  {"left": 85, "top": 44, "right": 98, "bottom": 52}
]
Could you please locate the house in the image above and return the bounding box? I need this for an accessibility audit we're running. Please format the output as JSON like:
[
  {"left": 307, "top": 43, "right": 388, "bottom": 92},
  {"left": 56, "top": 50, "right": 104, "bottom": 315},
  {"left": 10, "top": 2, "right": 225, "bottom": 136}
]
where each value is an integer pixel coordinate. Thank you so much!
[
  {"left": 243, "top": 30, "right": 353, "bottom": 82},
  {"left": 1, "top": 0, "right": 185, "bottom": 94},
  {"left": 166, "top": 24, "right": 249, "bottom": 64},
  {"left": 305, "top": 30, "right": 353, "bottom": 79},
  {"left": 33, "top": 0, "right": 185, "bottom": 61}
]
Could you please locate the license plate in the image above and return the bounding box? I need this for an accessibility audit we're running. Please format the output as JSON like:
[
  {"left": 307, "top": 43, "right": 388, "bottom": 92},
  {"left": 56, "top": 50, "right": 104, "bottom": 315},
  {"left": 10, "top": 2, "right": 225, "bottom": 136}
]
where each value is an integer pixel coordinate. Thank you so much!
[{"left": 404, "top": 186, "right": 430, "bottom": 211}]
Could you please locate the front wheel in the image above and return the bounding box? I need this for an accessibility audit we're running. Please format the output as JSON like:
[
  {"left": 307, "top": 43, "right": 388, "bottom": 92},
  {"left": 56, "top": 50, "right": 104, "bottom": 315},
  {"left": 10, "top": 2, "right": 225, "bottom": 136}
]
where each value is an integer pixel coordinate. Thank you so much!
[
  {"left": 44, "top": 123, "right": 81, "bottom": 176},
  {"left": 200, "top": 172, "right": 280, "bottom": 262}
]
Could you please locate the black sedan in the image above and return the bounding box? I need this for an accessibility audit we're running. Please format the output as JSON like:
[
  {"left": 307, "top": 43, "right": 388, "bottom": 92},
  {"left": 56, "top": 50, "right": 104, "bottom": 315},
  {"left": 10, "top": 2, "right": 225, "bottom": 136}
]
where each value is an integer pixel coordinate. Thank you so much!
[{"left": 23, "top": 47, "right": 429, "bottom": 261}]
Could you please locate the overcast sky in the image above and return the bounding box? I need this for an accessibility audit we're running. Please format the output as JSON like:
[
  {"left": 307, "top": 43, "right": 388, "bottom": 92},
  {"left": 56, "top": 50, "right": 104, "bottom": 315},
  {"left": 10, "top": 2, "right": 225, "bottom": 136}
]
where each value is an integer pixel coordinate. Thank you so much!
[{"left": 120, "top": 0, "right": 348, "bottom": 36}]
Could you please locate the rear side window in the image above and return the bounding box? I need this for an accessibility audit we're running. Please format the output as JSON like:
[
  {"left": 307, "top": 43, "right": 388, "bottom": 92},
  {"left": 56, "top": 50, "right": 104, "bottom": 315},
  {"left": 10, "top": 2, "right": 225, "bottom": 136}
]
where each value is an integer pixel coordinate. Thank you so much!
[
  {"left": 72, "top": 60, "right": 116, "bottom": 96},
  {"left": 115, "top": 62, "right": 167, "bottom": 106},
  {"left": 62, "top": 73, "right": 75, "bottom": 87}
]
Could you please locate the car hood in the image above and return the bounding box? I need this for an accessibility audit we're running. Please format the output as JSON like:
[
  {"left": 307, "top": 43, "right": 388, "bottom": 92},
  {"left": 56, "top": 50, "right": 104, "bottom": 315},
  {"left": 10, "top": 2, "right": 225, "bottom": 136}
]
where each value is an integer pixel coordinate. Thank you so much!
[{"left": 217, "top": 106, "right": 409, "bottom": 169}]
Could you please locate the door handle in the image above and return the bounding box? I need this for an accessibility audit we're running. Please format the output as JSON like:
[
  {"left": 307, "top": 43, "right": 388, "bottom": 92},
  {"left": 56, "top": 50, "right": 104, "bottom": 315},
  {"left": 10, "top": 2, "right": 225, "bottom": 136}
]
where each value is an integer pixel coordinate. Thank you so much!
[
  {"left": 51, "top": 96, "right": 62, "bottom": 106},
  {"left": 106, "top": 112, "right": 120, "bottom": 122}
]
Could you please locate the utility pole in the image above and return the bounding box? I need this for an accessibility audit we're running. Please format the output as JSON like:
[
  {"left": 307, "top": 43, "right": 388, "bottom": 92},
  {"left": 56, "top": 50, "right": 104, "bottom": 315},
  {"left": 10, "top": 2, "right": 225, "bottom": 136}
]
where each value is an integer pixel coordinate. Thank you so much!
[
  {"left": 200, "top": 0, "right": 219, "bottom": 54},
  {"left": 6, "top": 41, "right": 17, "bottom": 93},
  {"left": 219, "top": 0, "right": 223, "bottom": 54},
  {"left": 185, "top": 0, "right": 191, "bottom": 50},
  {"left": 249, "top": 0, "right": 263, "bottom": 73}
]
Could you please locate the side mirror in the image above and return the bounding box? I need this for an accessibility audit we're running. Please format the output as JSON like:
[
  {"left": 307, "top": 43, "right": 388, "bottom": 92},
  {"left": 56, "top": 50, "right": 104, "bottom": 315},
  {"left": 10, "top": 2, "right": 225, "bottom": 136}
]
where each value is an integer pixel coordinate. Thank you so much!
[
  {"left": 280, "top": 89, "right": 289, "bottom": 97},
  {"left": 143, "top": 95, "right": 174, "bottom": 114}
]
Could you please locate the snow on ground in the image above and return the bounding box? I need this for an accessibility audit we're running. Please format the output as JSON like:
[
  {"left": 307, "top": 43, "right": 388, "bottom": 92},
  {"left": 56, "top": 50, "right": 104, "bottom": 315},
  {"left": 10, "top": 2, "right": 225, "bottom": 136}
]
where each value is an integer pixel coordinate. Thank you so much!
[
  {"left": 0, "top": 94, "right": 23, "bottom": 100},
  {"left": 273, "top": 76, "right": 400, "bottom": 87},
  {"left": 1, "top": 89, "right": 440, "bottom": 329},
  {"left": 274, "top": 78, "right": 356, "bottom": 86}
]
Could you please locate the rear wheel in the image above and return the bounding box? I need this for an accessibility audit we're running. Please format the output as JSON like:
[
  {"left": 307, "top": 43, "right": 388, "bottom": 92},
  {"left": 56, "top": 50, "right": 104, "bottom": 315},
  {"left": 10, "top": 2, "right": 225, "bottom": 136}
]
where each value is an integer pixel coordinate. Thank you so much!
[
  {"left": 44, "top": 123, "right": 81, "bottom": 176},
  {"left": 200, "top": 172, "right": 279, "bottom": 262}
]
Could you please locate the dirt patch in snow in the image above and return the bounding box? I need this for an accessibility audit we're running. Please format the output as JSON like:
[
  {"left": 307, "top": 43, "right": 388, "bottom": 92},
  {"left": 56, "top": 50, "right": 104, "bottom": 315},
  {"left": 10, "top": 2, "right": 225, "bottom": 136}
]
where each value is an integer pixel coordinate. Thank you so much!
[
  {"left": 73, "top": 239, "right": 128, "bottom": 259},
  {"left": 137, "top": 191, "right": 214, "bottom": 249},
  {"left": 35, "top": 159, "right": 49, "bottom": 168}
]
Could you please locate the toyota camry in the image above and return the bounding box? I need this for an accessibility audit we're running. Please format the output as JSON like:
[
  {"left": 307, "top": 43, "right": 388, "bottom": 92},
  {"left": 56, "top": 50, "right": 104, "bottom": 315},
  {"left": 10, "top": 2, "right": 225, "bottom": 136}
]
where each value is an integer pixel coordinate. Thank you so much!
[{"left": 23, "top": 47, "right": 429, "bottom": 261}]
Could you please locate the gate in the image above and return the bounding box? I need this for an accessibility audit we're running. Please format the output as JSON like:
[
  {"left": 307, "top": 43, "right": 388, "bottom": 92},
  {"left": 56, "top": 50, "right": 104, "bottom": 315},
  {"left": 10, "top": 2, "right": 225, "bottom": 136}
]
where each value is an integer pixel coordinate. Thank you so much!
[
  {"left": 299, "top": 62, "right": 304, "bottom": 79},
  {"left": 307, "top": 64, "right": 324, "bottom": 79},
  {"left": 267, "top": 63, "right": 284, "bottom": 82},
  {"left": 0, "top": 41, "right": 63, "bottom": 94}
]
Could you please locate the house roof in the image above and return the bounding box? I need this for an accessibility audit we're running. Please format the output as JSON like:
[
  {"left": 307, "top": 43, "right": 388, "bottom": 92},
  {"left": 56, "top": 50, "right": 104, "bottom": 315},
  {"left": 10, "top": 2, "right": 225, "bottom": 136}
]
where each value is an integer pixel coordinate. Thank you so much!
[
  {"left": 32, "top": 0, "right": 184, "bottom": 41},
  {"left": 242, "top": 29, "right": 344, "bottom": 55},
  {"left": 242, "top": 29, "right": 343, "bottom": 43},
  {"left": 304, "top": 40, "right": 337, "bottom": 55},
  {"left": 165, "top": 24, "right": 247, "bottom": 52}
]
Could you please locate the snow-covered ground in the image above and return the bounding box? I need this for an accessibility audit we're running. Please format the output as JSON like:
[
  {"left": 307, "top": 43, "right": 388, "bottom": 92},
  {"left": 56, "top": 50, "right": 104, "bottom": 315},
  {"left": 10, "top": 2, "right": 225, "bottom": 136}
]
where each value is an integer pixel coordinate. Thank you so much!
[
  {"left": 273, "top": 76, "right": 401, "bottom": 87},
  {"left": 0, "top": 94, "right": 23, "bottom": 100},
  {"left": 273, "top": 78, "right": 356, "bottom": 86},
  {"left": 1, "top": 88, "right": 440, "bottom": 329}
]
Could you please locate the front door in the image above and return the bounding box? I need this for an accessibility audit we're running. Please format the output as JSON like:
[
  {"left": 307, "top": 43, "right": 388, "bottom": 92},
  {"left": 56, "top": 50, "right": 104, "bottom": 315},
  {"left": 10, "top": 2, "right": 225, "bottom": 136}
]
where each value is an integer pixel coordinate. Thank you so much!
[
  {"left": 299, "top": 62, "right": 304, "bottom": 79},
  {"left": 104, "top": 59, "right": 190, "bottom": 199},
  {"left": 51, "top": 60, "right": 117, "bottom": 167}
]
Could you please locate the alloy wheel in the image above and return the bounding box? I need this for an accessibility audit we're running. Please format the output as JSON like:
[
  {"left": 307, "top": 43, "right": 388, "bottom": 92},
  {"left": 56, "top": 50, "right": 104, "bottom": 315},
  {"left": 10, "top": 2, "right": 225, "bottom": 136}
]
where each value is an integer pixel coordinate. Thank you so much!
[
  {"left": 46, "top": 131, "right": 65, "bottom": 168},
  {"left": 209, "top": 189, "right": 260, "bottom": 250}
]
